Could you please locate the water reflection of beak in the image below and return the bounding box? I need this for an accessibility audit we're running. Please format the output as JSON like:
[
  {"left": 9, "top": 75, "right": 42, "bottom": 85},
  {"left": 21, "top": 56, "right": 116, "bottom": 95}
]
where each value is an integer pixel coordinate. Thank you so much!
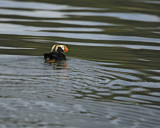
[
  {"left": 49, "top": 60, "right": 55, "bottom": 63},
  {"left": 64, "top": 46, "right": 68, "bottom": 53}
]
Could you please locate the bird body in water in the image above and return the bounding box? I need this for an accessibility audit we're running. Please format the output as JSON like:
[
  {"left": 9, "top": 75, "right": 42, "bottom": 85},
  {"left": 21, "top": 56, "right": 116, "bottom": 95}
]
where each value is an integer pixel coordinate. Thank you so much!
[{"left": 44, "top": 44, "right": 68, "bottom": 62}]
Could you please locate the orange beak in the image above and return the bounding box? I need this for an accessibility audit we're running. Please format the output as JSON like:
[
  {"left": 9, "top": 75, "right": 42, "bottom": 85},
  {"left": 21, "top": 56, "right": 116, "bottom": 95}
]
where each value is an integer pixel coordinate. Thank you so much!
[{"left": 64, "top": 46, "right": 68, "bottom": 53}]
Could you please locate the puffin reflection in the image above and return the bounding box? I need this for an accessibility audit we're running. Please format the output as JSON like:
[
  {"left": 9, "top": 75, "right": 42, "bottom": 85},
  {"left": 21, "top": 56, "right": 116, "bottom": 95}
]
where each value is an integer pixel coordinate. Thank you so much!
[{"left": 52, "top": 60, "right": 68, "bottom": 70}]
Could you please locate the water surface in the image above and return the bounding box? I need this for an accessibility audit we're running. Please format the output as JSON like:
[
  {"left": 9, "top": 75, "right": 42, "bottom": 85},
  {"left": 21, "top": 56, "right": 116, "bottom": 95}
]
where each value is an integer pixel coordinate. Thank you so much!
[{"left": 0, "top": 0, "right": 160, "bottom": 128}]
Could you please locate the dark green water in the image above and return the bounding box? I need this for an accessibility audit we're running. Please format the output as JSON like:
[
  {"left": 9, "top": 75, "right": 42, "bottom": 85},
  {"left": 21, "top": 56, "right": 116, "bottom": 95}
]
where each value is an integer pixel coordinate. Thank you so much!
[{"left": 0, "top": 0, "right": 160, "bottom": 128}]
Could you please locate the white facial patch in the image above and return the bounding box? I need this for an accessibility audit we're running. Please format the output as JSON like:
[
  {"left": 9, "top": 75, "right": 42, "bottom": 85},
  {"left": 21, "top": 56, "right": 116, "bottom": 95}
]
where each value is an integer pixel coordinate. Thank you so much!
[
  {"left": 51, "top": 45, "right": 65, "bottom": 52},
  {"left": 60, "top": 46, "right": 65, "bottom": 51}
]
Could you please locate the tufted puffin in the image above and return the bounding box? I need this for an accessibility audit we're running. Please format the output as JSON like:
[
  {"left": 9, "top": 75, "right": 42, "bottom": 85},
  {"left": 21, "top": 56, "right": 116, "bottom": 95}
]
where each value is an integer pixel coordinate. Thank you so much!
[{"left": 44, "top": 44, "right": 68, "bottom": 62}]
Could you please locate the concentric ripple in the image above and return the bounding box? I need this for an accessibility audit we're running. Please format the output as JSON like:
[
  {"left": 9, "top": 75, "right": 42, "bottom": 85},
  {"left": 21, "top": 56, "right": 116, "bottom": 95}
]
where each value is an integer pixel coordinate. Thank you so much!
[{"left": 0, "top": 55, "right": 160, "bottom": 128}]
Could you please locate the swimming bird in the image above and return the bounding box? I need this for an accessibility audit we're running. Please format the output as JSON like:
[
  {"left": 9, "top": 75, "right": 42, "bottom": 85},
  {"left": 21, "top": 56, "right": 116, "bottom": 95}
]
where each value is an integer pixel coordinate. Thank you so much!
[{"left": 44, "top": 44, "right": 68, "bottom": 62}]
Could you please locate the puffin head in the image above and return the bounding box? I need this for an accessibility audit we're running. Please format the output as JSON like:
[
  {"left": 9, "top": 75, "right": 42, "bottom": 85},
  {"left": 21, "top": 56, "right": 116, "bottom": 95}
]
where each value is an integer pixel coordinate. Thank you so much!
[{"left": 51, "top": 45, "right": 68, "bottom": 53}]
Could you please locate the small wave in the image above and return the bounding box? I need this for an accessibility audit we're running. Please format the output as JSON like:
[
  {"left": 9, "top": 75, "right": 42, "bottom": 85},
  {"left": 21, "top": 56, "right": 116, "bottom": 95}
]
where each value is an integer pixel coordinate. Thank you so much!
[
  {"left": 0, "top": 23, "right": 160, "bottom": 43},
  {"left": 57, "top": 41, "right": 160, "bottom": 50},
  {"left": 0, "top": 0, "right": 104, "bottom": 11},
  {"left": 0, "top": 46, "right": 35, "bottom": 50}
]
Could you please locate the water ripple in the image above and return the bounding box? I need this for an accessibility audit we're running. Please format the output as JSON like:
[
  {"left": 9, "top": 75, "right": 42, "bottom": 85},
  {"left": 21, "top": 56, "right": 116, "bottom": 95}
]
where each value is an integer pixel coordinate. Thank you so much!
[
  {"left": 0, "top": 0, "right": 104, "bottom": 10},
  {"left": 0, "top": 23, "right": 160, "bottom": 43},
  {"left": 68, "top": 12, "right": 160, "bottom": 22},
  {"left": 0, "top": 46, "right": 35, "bottom": 50},
  {"left": 0, "top": 9, "right": 67, "bottom": 18},
  {"left": 57, "top": 41, "right": 160, "bottom": 50},
  {"left": 0, "top": 18, "right": 114, "bottom": 26},
  {"left": 0, "top": 55, "right": 160, "bottom": 128}
]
